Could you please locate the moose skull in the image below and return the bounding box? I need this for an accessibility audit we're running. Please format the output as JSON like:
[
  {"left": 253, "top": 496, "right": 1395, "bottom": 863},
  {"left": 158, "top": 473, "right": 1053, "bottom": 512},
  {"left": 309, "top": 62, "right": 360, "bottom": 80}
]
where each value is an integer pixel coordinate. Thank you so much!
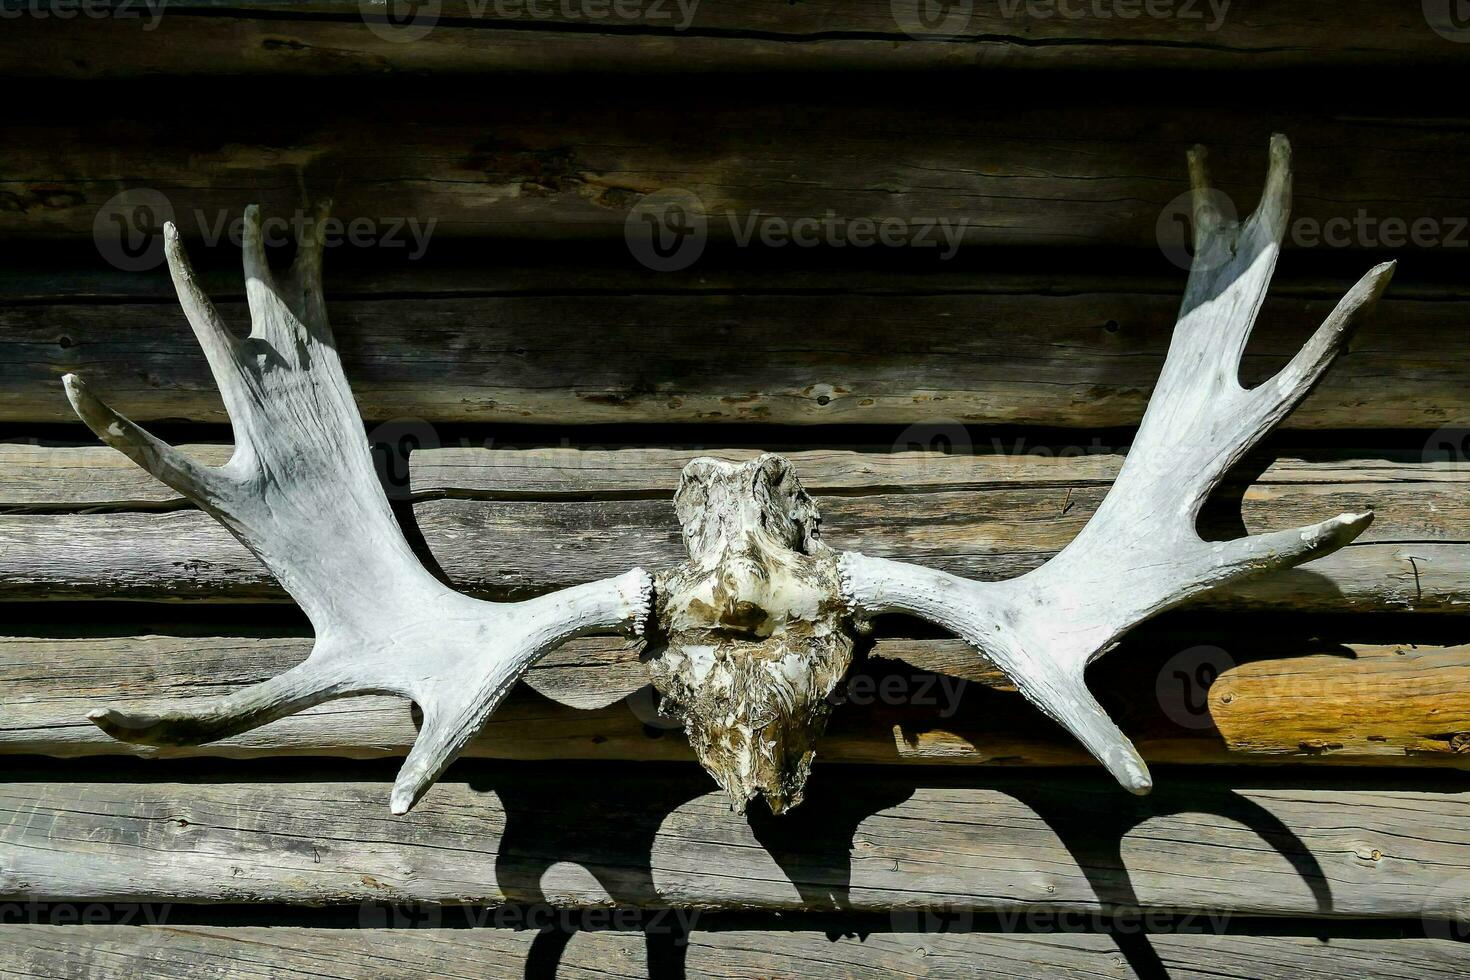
[
  {"left": 67, "top": 139, "right": 1388, "bottom": 816},
  {"left": 646, "top": 455, "right": 861, "bottom": 814}
]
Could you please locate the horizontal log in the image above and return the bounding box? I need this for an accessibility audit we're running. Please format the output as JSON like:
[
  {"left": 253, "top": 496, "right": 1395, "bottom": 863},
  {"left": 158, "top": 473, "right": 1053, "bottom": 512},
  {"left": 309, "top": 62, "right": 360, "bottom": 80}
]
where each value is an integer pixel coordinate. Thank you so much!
[
  {"left": 0, "top": 445, "right": 1463, "bottom": 610},
  {"left": 5, "top": 86, "right": 1467, "bottom": 252},
  {"left": 3, "top": 1, "right": 1463, "bottom": 77},
  {"left": 5, "top": 264, "right": 1462, "bottom": 427},
  {"left": 3, "top": 764, "right": 1469, "bottom": 916},
  {"left": 2, "top": 922, "right": 1467, "bottom": 980},
  {"left": 4, "top": 624, "right": 1470, "bottom": 770},
  {"left": 8, "top": 442, "right": 1463, "bottom": 507}
]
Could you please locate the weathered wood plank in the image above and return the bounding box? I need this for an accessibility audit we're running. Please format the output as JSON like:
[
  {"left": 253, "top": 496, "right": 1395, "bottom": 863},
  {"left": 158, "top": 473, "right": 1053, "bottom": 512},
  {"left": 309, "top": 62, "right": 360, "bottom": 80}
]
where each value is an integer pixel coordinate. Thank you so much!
[
  {"left": 5, "top": 266, "right": 1463, "bottom": 426},
  {"left": 5, "top": 89, "right": 1466, "bottom": 252},
  {"left": 6, "top": 443, "right": 1463, "bottom": 507},
  {"left": 3, "top": 0, "right": 1463, "bottom": 77},
  {"left": 0, "top": 446, "right": 1462, "bottom": 609},
  {"left": 3, "top": 765, "right": 1468, "bottom": 916},
  {"left": 4, "top": 626, "right": 1470, "bottom": 770},
  {"left": 2, "top": 922, "right": 1466, "bottom": 980}
]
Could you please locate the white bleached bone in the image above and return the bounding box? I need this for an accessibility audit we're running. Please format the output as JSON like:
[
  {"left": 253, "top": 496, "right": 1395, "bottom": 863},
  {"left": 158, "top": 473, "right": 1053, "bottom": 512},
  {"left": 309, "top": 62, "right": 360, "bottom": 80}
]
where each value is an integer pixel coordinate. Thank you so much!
[
  {"left": 839, "top": 136, "right": 1394, "bottom": 793},
  {"left": 64, "top": 203, "right": 651, "bottom": 814}
]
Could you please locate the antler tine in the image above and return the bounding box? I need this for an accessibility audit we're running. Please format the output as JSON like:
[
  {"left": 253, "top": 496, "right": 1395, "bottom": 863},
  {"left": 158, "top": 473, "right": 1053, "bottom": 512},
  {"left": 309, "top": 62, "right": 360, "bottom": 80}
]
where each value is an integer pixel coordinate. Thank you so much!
[
  {"left": 841, "top": 137, "right": 1389, "bottom": 794},
  {"left": 66, "top": 205, "right": 651, "bottom": 812}
]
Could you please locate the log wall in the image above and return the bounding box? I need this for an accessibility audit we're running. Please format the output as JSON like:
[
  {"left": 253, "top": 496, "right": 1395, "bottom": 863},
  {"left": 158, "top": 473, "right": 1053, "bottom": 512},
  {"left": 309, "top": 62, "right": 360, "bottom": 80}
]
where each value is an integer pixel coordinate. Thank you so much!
[{"left": 2, "top": 3, "right": 1469, "bottom": 977}]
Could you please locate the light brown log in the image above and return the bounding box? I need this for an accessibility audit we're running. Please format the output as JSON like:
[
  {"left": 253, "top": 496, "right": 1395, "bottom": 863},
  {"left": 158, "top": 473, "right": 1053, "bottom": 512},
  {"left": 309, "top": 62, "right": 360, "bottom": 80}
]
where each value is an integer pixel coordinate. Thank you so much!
[
  {"left": 2, "top": 766, "right": 1468, "bottom": 917},
  {"left": 4, "top": 442, "right": 1465, "bottom": 508},
  {"left": 4, "top": 627, "right": 1470, "bottom": 770},
  {"left": 1, "top": 922, "right": 1466, "bottom": 980},
  {"left": 0, "top": 445, "right": 1463, "bottom": 610},
  {"left": 1, "top": 0, "right": 1463, "bottom": 77}
]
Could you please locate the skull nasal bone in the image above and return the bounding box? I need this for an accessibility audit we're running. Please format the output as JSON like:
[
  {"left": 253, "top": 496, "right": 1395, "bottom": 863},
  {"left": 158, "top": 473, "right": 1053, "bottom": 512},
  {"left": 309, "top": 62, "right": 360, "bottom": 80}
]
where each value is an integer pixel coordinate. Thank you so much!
[{"left": 717, "top": 554, "right": 773, "bottom": 632}]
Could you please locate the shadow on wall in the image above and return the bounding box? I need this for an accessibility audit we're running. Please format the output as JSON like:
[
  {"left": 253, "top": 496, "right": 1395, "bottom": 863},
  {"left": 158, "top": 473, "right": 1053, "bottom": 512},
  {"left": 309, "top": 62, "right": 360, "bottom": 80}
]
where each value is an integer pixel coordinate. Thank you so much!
[{"left": 464, "top": 762, "right": 1337, "bottom": 980}]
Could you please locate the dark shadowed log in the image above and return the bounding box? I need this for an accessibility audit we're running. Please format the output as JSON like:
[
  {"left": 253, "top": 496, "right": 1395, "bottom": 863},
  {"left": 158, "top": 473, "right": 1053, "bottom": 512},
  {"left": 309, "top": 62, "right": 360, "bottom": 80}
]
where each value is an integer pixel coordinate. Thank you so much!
[{"left": 2, "top": 1, "right": 1466, "bottom": 77}]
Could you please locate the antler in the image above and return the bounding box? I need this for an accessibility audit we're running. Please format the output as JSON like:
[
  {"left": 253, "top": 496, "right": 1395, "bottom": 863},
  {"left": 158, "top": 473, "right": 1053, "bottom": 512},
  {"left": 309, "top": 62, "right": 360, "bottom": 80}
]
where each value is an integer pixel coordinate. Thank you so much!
[
  {"left": 64, "top": 204, "right": 651, "bottom": 813},
  {"left": 839, "top": 136, "right": 1395, "bottom": 793}
]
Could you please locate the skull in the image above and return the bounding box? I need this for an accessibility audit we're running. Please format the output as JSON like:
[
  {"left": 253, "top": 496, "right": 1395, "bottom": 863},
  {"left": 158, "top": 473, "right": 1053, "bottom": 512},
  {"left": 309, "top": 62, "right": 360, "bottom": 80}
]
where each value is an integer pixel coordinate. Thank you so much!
[{"left": 646, "top": 454, "right": 859, "bottom": 814}]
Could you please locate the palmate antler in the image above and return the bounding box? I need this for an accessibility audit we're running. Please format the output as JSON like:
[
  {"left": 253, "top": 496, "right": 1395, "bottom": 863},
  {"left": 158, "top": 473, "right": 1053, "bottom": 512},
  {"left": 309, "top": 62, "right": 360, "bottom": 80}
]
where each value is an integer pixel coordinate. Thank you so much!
[
  {"left": 840, "top": 136, "right": 1395, "bottom": 793},
  {"left": 63, "top": 203, "right": 651, "bottom": 814},
  {"left": 66, "top": 137, "right": 1393, "bottom": 815}
]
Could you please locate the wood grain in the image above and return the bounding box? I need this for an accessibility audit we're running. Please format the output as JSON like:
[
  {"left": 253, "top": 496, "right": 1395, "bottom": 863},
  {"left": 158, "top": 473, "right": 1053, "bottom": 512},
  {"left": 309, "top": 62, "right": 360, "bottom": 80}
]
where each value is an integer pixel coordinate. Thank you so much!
[
  {"left": 6, "top": 266, "right": 1462, "bottom": 427},
  {"left": 3, "top": 765, "right": 1468, "bottom": 916},
  {"left": 5, "top": 89, "right": 1467, "bottom": 252},
  {"left": 4, "top": 626, "right": 1470, "bottom": 769},
  {"left": 0, "top": 445, "right": 1463, "bottom": 610},
  {"left": 2, "top": 922, "right": 1466, "bottom": 980},
  {"left": 2, "top": 0, "right": 1463, "bottom": 77}
]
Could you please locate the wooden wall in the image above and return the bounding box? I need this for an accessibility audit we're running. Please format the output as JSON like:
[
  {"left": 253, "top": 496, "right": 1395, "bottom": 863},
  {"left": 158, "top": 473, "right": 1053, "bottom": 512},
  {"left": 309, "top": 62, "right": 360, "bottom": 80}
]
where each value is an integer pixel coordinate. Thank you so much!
[{"left": 3, "top": 2, "right": 1470, "bottom": 977}]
